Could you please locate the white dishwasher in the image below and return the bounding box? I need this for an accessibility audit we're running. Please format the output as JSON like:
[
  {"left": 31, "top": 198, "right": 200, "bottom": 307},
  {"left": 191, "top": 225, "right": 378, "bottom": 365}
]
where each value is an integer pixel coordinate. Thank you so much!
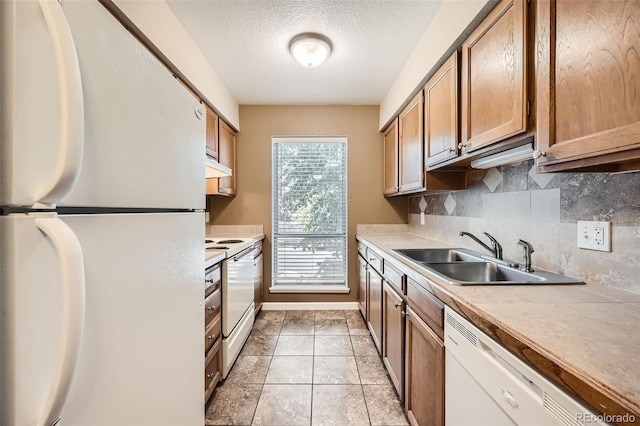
[{"left": 444, "top": 307, "right": 609, "bottom": 426}]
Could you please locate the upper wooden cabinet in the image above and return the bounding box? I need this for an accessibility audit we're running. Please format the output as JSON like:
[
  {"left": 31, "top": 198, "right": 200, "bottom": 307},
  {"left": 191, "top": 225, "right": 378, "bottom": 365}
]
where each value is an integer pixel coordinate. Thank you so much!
[
  {"left": 399, "top": 92, "right": 425, "bottom": 193},
  {"left": 425, "top": 52, "right": 459, "bottom": 167},
  {"left": 461, "top": 0, "right": 528, "bottom": 154},
  {"left": 383, "top": 118, "right": 400, "bottom": 195},
  {"left": 206, "top": 107, "right": 219, "bottom": 161},
  {"left": 536, "top": 0, "right": 640, "bottom": 172},
  {"left": 206, "top": 120, "right": 237, "bottom": 197}
]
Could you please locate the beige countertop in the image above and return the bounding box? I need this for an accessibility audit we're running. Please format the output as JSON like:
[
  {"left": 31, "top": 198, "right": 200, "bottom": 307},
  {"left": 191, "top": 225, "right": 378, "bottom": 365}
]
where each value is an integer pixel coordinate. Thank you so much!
[{"left": 357, "top": 232, "right": 640, "bottom": 425}]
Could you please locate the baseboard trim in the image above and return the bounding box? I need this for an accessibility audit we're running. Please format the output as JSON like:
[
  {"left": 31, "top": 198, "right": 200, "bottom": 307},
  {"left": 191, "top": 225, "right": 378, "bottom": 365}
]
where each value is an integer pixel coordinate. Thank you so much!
[{"left": 261, "top": 302, "right": 359, "bottom": 311}]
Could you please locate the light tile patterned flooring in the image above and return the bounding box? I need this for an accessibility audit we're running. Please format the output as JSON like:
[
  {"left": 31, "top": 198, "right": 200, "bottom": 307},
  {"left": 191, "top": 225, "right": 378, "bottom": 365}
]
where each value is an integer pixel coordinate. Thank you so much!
[{"left": 205, "top": 310, "right": 409, "bottom": 426}]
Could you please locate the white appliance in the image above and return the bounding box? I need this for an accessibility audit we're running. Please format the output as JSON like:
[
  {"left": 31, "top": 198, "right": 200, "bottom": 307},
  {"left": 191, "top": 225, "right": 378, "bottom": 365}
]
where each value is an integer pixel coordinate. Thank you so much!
[
  {"left": 444, "top": 307, "right": 608, "bottom": 426},
  {"left": 205, "top": 238, "right": 255, "bottom": 377},
  {"left": 1, "top": 1, "right": 204, "bottom": 425}
]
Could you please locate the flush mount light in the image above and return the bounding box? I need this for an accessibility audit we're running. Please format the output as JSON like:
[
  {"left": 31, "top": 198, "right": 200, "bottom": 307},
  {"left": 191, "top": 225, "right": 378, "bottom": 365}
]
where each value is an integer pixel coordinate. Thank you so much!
[{"left": 289, "top": 33, "right": 332, "bottom": 67}]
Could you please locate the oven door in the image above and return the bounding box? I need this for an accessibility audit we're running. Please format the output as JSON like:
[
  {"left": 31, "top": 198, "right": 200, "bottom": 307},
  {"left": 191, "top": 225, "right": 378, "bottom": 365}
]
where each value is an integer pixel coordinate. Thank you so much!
[{"left": 222, "top": 247, "right": 254, "bottom": 337}]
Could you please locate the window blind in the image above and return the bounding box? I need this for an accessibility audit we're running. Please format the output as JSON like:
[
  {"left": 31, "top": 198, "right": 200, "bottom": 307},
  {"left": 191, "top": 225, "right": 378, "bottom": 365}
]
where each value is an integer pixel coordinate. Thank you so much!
[{"left": 272, "top": 137, "right": 347, "bottom": 286}]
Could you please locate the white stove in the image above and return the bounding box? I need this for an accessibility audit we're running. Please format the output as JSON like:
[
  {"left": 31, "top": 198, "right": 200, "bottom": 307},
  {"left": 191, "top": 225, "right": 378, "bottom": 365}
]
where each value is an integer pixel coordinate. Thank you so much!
[
  {"left": 205, "top": 237, "right": 254, "bottom": 258},
  {"left": 204, "top": 236, "right": 256, "bottom": 378}
]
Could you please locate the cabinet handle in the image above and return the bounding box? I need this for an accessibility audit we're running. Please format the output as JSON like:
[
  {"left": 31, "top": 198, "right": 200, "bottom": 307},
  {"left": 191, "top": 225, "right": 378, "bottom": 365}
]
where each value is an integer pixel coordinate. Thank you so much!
[
  {"left": 208, "top": 334, "right": 217, "bottom": 341},
  {"left": 394, "top": 302, "right": 401, "bottom": 308},
  {"left": 205, "top": 278, "right": 214, "bottom": 284},
  {"left": 532, "top": 150, "right": 546, "bottom": 159},
  {"left": 401, "top": 311, "right": 406, "bottom": 318},
  {"left": 448, "top": 148, "right": 456, "bottom": 154},
  {"left": 458, "top": 143, "right": 467, "bottom": 151},
  {"left": 207, "top": 305, "right": 216, "bottom": 312},
  {"left": 206, "top": 373, "right": 216, "bottom": 379}
]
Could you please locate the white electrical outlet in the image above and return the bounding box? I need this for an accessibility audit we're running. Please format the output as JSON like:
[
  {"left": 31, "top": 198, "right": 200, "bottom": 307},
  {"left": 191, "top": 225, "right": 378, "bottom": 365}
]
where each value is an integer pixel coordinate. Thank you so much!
[{"left": 577, "top": 221, "right": 611, "bottom": 252}]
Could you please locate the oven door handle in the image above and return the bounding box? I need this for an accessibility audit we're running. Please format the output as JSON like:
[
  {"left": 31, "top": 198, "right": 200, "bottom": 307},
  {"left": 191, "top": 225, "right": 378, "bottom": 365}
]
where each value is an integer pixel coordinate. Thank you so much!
[{"left": 232, "top": 247, "right": 253, "bottom": 262}]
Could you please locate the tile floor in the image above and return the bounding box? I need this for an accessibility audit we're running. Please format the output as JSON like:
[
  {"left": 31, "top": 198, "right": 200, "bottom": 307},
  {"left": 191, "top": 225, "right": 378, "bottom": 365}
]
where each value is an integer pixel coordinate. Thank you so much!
[{"left": 205, "top": 309, "right": 409, "bottom": 426}]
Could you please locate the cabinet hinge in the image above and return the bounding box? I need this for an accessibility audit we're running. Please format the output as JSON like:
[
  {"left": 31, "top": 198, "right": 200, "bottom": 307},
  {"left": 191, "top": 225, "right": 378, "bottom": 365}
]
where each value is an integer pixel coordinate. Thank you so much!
[{"left": 526, "top": 101, "right": 531, "bottom": 117}]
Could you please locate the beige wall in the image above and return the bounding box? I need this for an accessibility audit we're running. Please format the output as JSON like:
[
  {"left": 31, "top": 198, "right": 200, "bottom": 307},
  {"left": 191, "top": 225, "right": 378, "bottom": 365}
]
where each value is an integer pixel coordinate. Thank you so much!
[{"left": 208, "top": 105, "right": 407, "bottom": 302}]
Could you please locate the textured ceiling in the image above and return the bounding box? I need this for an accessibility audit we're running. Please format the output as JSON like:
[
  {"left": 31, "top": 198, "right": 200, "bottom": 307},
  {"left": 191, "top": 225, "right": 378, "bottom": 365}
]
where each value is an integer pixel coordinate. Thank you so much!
[{"left": 166, "top": 0, "right": 443, "bottom": 105}]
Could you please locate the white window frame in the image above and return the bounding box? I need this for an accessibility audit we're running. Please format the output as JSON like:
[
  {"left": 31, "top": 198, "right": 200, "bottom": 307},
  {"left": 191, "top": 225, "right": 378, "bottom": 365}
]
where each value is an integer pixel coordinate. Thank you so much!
[{"left": 270, "top": 136, "right": 349, "bottom": 294}]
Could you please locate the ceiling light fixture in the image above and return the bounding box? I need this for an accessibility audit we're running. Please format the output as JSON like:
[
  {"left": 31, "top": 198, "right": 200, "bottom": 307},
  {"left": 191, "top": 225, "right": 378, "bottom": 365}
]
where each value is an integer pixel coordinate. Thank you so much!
[{"left": 289, "top": 33, "right": 332, "bottom": 68}]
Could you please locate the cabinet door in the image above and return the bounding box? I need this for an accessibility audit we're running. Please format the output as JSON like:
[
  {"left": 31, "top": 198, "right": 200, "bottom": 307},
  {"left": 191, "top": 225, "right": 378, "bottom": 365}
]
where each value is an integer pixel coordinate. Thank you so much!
[
  {"left": 536, "top": 0, "right": 640, "bottom": 172},
  {"left": 218, "top": 120, "right": 237, "bottom": 196},
  {"left": 254, "top": 252, "right": 264, "bottom": 314},
  {"left": 399, "top": 92, "right": 424, "bottom": 192},
  {"left": 367, "top": 268, "right": 383, "bottom": 354},
  {"left": 425, "top": 52, "right": 459, "bottom": 167},
  {"left": 357, "top": 254, "right": 368, "bottom": 321},
  {"left": 206, "top": 107, "right": 219, "bottom": 161},
  {"left": 383, "top": 281, "right": 404, "bottom": 400},
  {"left": 383, "top": 118, "right": 400, "bottom": 195},
  {"left": 461, "top": 0, "right": 527, "bottom": 153},
  {"left": 405, "top": 307, "right": 444, "bottom": 426}
]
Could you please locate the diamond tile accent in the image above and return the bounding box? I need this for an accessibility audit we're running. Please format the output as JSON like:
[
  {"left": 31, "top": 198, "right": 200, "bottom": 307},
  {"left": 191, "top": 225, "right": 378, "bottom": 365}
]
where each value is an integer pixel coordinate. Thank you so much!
[
  {"left": 418, "top": 196, "right": 427, "bottom": 212},
  {"left": 528, "top": 164, "right": 555, "bottom": 189},
  {"left": 444, "top": 194, "right": 456, "bottom": 216},
  {"left": 483, "top": 168, "right": 503, "bottom": 192}
]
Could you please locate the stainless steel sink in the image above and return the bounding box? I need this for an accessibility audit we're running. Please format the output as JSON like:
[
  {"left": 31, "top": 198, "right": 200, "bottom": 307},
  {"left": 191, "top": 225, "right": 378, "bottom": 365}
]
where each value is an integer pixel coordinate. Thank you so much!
[
  {"left": 427, "top": 262, "right": 546, "bottom": 283},
  {"left": 392, "top": 248, "right": 584, "bottom": 285},
  {"left": 392, "top": 248, "right": 482, "bottom": 263}
]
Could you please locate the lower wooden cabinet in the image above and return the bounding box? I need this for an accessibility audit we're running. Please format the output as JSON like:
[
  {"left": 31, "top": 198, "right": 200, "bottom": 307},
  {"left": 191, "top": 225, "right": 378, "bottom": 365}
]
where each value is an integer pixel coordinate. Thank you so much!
[
  {"left": 204, "top": 270, "right": 222, "bottom": 404},
  {"left": 405, "top": 306, "right": 444, "bottom": 426},
  {"left": 204, "top": 338, "right": 221, "bottom": 403},
  {"left": 367, "top": 267, "right": 384, "bottom": 354},
  {"left": 383, "top": 282, "right": 405, "bottom": 399},
  {"left": 357, "top": 254, "right": 368, "bottom": 320}
]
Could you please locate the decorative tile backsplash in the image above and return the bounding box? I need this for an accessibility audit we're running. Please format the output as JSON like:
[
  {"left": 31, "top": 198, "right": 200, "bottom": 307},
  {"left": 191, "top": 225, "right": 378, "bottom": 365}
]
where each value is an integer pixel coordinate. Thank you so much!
[
  {"left": 408, "top": 160, "right": 640, "bottom": 294},
  {"left": 409, "top": 160, "right": 640, "bottom": 226}
]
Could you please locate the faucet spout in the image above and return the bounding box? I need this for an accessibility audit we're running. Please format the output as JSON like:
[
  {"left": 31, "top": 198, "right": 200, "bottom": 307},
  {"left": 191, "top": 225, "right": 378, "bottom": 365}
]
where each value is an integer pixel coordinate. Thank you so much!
[{"left": 459, "top": 231, "right": 503, "bottom": 260}]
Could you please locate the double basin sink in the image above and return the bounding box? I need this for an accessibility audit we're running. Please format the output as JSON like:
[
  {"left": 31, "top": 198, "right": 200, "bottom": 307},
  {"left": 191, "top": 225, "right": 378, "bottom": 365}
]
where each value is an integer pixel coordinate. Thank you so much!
[{"left": 392, "top": 248, "right": 584, "bottom": 285}]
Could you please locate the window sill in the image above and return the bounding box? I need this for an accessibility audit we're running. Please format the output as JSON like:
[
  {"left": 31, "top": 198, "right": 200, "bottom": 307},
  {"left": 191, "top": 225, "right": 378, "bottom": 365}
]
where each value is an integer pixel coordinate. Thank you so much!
[{"left": 269, "top": 285, "right": 350, "bottom": 294}]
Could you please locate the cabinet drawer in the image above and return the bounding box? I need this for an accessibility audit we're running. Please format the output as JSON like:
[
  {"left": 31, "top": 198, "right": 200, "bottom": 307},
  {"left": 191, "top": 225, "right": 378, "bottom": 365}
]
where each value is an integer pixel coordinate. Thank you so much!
[
  {"left": 367, "top": 250, "right": 383, "bottom": 274},
  {"left": 383, "top": 260, "right": 405, "bottom": 294},
  {"left": 205, "top": 288, "right": 221, "bottom": 324},
  {"left": 205, "top": 338, "right": 221, "bottom": 403},
  {"left": 205, "top": 313, "right": 221, "bottom": 354},
  {"left": 357, "top": 242, "right": 367, "bottom": 258},
  {"left": 407, "top": 278, "right": 444, "bottom": 340}
]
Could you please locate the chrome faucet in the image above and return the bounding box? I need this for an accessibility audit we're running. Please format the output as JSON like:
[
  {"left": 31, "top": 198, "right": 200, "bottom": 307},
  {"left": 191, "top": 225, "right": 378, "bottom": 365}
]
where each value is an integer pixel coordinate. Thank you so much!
[
  {"left": 517, "top": 240, "right": 534, "bottom": 272},
  {"left": 459, "top": 231, "right": 503, "bottom": 260}
]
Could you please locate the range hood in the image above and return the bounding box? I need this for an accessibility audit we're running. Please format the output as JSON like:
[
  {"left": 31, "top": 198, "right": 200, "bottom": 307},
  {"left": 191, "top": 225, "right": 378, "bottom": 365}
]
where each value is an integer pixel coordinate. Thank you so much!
[
  {"left": 206, "top": 157, "right": 232, "bottom": 178},
  {"left": 470, "top": 143, "right": 534, "bottom": 169}
]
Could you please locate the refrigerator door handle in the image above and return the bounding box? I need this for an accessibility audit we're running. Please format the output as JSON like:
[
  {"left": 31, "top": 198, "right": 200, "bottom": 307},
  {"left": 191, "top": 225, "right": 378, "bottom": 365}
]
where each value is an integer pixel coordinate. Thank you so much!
[
  {"left": 34, "top": 0, "right": 84, "bottom": 209},
  {"left": 35, "top": 217, "right": 86, "bottom": 426}
]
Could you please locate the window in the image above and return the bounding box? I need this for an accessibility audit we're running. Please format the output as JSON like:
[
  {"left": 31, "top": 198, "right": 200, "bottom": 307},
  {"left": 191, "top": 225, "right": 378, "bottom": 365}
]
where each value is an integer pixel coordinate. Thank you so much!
[{"left": 272, "top": 137, "right": 347, "bottom": 291}]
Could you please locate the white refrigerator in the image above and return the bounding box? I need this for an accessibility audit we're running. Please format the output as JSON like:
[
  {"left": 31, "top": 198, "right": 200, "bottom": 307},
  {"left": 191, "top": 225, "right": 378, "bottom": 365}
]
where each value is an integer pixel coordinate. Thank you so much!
[{"left": 1, "top": 1, "right": 205, "bottom": 425}]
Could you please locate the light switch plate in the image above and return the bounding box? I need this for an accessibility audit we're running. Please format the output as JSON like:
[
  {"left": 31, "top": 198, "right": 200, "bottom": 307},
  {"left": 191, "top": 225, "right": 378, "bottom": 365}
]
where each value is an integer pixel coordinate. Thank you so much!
[
  {"left": 577, "top": 221, "right": 611, "bottom": 252},
  {"left": 205, "top": 211, "right": 210, "bottom": 223}
]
